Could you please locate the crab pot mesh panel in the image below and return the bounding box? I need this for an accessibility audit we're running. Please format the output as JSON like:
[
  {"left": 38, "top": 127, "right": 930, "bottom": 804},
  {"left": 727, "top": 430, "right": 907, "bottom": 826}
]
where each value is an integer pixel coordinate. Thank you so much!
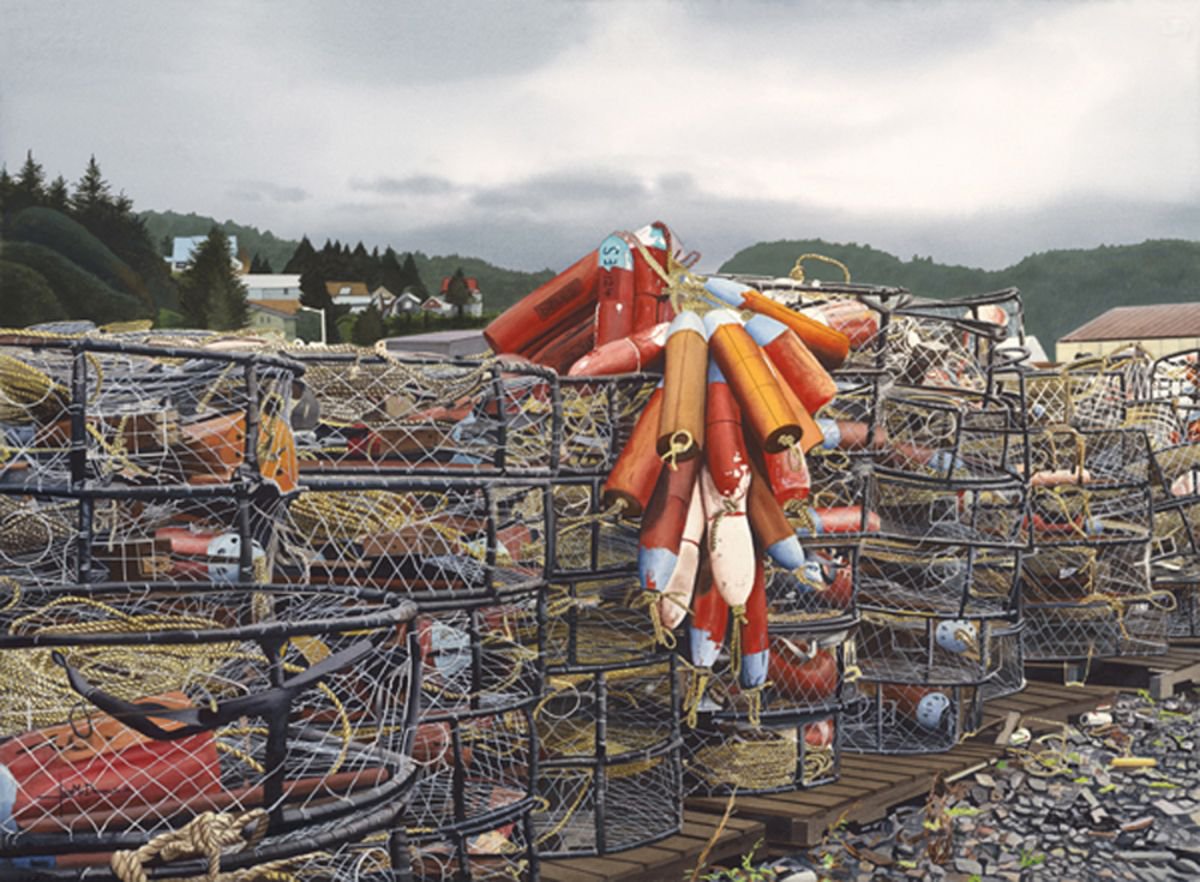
[
  {"left": 683, "top": 710, "right": 840, "bottom": 796},
  {"left": 895, "top": 287, "right": 1025, "bottom": 345},
  {"left": 1154, "top": 571, "right": 1200, "bottom": 639},
  {"left": 557, "top": 374, "right": 659, "bottom": 476},
  {"left": 278, "top": 478, "right": 548, "bottom": 602},
  {"left": 865, "top": 471, "right": 1028, "bottom": 548},
  {"left": 0, "top": 582, "right": 418, "bottom": 864},
  {"left": 842, "top": 681, "right": 983, "bottom": 755},
  {"left": 870, "top": 387, "right": 1025, "bottom": 481},
  {"left": 533, "top": 657, "right": 681, "bottom": 856},
  {"left": 769, "top": 543, "right": 858, "bottom": 622},
  {"left": 1022, "top": 541, "right": 1165, "bottom": 660},
  {"left": 544, "top": 575, "right": 661, "bottom": 669},
  {"left": 1123, "top": 399, "right": 1186, "bottom": 454},
  {"left": 1150, "top": 348, "right": 1200, "bottom": 403},
  {"left": 979, "top": 622, "right": 1026, "bottom": 701},
  {"left": 0, "top": 484, "right": 292, "bottom": 589},
  {"left": 548, "top": 477, "right": 638, "bottom": 577},
  {"left": 871, "top": 304, "right": 1013, "bottom": 393},
  {"left": 854, "top": 608, "right": 1020, "bottom": 686},
  {"left": 819, "top": 373, "right": 883, "bottom": 437},
  {"left": 408, "top": 800, "right": 537, "bottom": 882},
  {"left": 281, "top": 349, "right": 558, "bottom": 476},
  {"left": 1141, "top": 442, "right": 1200, "bottom": 503},
  {"left": 857, "top": 541, "right": 1019, "bottom": 618},
  {"left": 0, "top": 336, "right": 299, "bottom": 493},
  {"left": 1150, "top": 498, "right": 1200, "bottom": 563}
]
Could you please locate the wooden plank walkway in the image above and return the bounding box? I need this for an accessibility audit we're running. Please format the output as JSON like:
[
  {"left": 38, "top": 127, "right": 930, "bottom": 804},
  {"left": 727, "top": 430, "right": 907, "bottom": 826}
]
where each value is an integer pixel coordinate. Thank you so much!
[
  {"left": 539, "top": 811, "right": 765, "bottom": 882},
  {"left": 1027, "top": 645, "right": 1200, "bottom": 700}
]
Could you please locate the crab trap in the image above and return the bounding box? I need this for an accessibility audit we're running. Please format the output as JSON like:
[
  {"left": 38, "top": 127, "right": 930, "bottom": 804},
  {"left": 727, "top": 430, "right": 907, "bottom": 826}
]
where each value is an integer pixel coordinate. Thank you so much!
[
  {"left": 864, "top": 469, "right": 1028, "bottom": 548},
  {"left": 533, "top": 651, "right": 681, "bottom": 857},
  {"left": 0, "top": 581, "right": 420, "bottom": 876},
  {"left": 556, "top": 374, "right": 660, "bottom": 477},
  {"left": 1007, "top": 350, "right": 1152, "bottom": 431},
  {"left": 278, "top": 476, "right": 549, "bottom": 603},
  {"left": 280, "top": 347, "right": 560, "bottom": 477},
  {"left": 407, "top": 799, "right": 537, "bottom": 882},
  {"left": 547, "top": 476, "right": 639, "bottom": 579},
  {"left": 841, "top": 678, "right": 985, "bottom": 755},
  {"left": 0, "top": 333, "right": 301, "bottom": 496},
  {"left": 979, "top": 620, "right": 1026, "bottom": 700}
]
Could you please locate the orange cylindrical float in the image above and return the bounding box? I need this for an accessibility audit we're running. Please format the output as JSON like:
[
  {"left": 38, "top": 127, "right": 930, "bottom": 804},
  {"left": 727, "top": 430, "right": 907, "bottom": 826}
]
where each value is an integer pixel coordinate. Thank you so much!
[
  {"left": 702, "top": 363, "right": 755, "bottom": 610},
  {"left": 568, "top": 321, "right": 669, "bottom": 376},
  {"left": 632, "top": 223, "right": 670, "bottom": 331},
  {"left": 639, "top": 455, "right": 701, "bottom": 595},
  {"left": 740, "top": 557, "right": 770, "bottom": 689},
  {"left": 657, "top": 311, "right": 708, "bottom": 463},
  {"left": 484, "top": 250, "right": 599, "bottom": 356},
  {"left": 525, "top": 308, "right": 596, "bottom": 374},
  {"left": 766, "top": 356, "right": 824, "bottom": 453},
  {"left": 688, "top": 553, "right": 728, "bottom": 670},
  {"left": 747, "top": 458, "right": 806, "bottom": 569},
  {"left": 594, "top": 232, "right": 635, "bottom": 347},
  {"left": 704, "top": 310, "right": 805, "bottom": 454},
  {"left": 705, "top": 278, "right": 850, "bottom": 370},
  {"left": 768, "top": 638, "right": 838, "bottom": 703},
  {"left": 808, "top": 298, "right": 879, "bottom": 349},
  {"left": 744, "top": 314, "right": 837, "bottom": 415},
  {"left": 601, "top": 384, "right": 665, "bottom": 518},
  {"left": 816, "top": 419, "right": 887, "bottom": 451}
]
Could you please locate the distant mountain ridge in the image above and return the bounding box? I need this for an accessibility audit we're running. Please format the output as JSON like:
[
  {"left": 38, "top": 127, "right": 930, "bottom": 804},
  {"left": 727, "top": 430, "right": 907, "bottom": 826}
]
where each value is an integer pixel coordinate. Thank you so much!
[{"left": 720, "top": 239, "right": 1200, "bottom": 350}]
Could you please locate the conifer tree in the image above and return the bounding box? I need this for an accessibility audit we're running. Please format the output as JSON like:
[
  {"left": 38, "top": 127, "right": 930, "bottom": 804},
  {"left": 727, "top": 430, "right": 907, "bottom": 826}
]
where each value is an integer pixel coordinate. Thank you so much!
[
  {"left": 178, "top": 227, "right": 248, "bottom": 330},
  {"left": 283, "top": 236, "right": 316, "bottom": 273}
]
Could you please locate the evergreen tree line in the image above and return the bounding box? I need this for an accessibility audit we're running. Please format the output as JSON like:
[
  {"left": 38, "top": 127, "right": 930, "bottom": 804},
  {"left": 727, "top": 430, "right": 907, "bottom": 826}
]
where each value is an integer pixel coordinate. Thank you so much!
[
  {"left": 286, "top": 235, "right": 432, "bottom": 344},
  {"left": 0, "top": 151, "right": 177, "bottom": 320}
]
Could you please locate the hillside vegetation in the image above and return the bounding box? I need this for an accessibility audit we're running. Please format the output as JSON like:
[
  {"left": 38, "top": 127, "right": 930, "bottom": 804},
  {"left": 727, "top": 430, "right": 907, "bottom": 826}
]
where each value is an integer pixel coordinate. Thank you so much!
[{"left": 720, "top": 239, "right": 1200, "bottom": 347}]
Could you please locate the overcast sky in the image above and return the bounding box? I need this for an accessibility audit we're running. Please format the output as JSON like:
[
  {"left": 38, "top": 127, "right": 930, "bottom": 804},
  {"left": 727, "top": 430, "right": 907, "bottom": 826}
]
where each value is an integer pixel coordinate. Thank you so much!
[{"left": 2, "top": 0, "right": 1198, "bottom": 272}]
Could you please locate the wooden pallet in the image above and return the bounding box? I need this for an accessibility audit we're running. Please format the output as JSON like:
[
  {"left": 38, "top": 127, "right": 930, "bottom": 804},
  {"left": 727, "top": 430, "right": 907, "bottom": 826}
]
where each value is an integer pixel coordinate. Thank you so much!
[
  {"left": 539, "top": 810, "right": 765, "bottom": 882},
  {"left": 981, "top": 680, "right": 1116, "bottom": 733},
  {"left": 1026, "top": 646, "right": 1200, "bottom": 699}
]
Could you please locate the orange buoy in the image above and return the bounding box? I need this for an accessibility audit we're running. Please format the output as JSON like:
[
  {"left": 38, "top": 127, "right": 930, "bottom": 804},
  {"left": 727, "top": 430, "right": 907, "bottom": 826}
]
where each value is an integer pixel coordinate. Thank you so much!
[
  {"left": 765, "top": 356, "right": 824, "bottom": 453},
  {"left": 568, "top": 321, "right": 669, "bottom": 377},
  {"left": 484, "top": 251, "right": 599, "bottom": 356},
  {"left": 601, "top": 384, "right": 665, "bottom": 518},
  {"left": 594, "top": 233, "right": 635, "bottom": 347},
  {"left": 701, "top": 363, "right": 755, "bottom": 610},
  {"left": 704, "top": 310, "right": 805, "bottom": 454},
  {"left": 657, "top": 311, "right": 708, "bottom": 464},
  {"left": 807, "top": 298, "right": 879, "bottom": 349},
  {"left": 705, "top": 278, "right": 850, "bottom": 370},
  {"left": 632, "top": 223, "right": 670, "bottom": 331},
  {"left": 747, "top": 458, "right": 806, "bottom": 569},
  {"left": 745, "top": 314, "right": 837, "bottom": 415},
  {"left": 639, "top": 455, "right": 701, "bottom": 595}
]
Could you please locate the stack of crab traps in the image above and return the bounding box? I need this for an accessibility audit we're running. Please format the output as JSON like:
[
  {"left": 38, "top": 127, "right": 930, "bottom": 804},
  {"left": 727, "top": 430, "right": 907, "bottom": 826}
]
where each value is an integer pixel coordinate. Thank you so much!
[
  {"left": 0, "top": 329, "right": 422, "bottom": 880},
  {"left": 1006, "top": 350, "right": 1164, "bottom": 665},
  {"left": 778, "top": 286, "right": 1031, "bottom": 754}
]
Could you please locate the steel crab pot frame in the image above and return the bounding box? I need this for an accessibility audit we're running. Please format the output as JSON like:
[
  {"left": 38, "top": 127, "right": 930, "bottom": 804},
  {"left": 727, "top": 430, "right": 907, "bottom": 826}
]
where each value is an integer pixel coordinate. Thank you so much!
[
  {"left": 0, "top": 334, "right": 302, "bottom": 496},
  {"left": 0, "top": 581, "right": 421, "bottom": 877},
  {"left": 841, "top": 677, "right": 986, "bottom": 756},
  {"left": 278, "top": 475, "right": 551, "bottom": 605},
  {"left": 1152, "top": 561, "right": 1200, "bottom": 640},
  {"left": 546, "top": 476, "right": 639, "bottom": 580},
  {"left": 556, "top": 373, "right": 661, "bottom": 478},
  {"left": 281, "top": 348, "right": 562, "bottom": 478},
  {"left": 533, "top": 650, "right": 682, "bottom": 858}
]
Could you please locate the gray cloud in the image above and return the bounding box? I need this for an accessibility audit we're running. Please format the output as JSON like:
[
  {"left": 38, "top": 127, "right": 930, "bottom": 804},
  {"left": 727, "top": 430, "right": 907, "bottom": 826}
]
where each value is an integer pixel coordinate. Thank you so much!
[
  {"left": 349, "top": 175, "right": 459, "bottom": 197},
  {"left": 227, "top": 181, "right": 308, "bottom": 204}
]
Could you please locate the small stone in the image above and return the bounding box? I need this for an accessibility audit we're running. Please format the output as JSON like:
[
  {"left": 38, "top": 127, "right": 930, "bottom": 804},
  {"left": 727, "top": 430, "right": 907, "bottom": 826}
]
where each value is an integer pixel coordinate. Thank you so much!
[
  {"left": 1028, "top": 776, "right": 1049, "bottom": 792},
  {"left": 1153, "top": 798, "right": 1190, "bottom": 817},
  {"left": 1114, "top": 849, "right": 1176, "bottom": 862},
  {"left": 975, "top": 772, "right": 996, "bottom": 788},
  {"left": 953, "top": 857, "right": 983, "bottom": 876},
  {"left": 779, "top": 872, "right": 817, "bottom": 882}
]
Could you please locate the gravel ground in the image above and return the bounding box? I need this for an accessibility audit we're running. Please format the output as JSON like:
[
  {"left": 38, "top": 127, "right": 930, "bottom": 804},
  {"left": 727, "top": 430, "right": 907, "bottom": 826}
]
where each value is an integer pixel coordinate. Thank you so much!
[{"left": 755, "top": 689, "right": 1200, "bottom": 882}]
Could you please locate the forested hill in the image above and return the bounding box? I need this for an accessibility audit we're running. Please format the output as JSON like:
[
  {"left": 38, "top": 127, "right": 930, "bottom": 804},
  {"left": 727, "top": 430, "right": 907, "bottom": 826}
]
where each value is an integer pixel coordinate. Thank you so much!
[
  {"left": 720, "top": 239, "right": 1200, "bottom": 347},
  {"left": 139, "top": 210, "right": 555, "bottom": 311}
]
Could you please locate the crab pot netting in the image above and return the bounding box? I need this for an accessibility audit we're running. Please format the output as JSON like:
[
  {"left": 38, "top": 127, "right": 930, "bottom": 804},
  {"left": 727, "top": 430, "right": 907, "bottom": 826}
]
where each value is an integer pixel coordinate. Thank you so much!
[
  {"left": 0, "top": 484, "right": 291, "bottom": 591},
  {"left": 276, "top": 349, "right": 560, "bottom": 477},
  {"left": 533, "top": 655, "right": 682, "bottom": 857},
  {"left": 0, "top": 336, "right": 300, "bottom": 493},
  {"left": 0, "top": 582, "right": 419, "bottom": 865},
  {"left": 1022, "top": 542, "right": 1165, "bottom": 660},
  {"left": 863, "top": 470, "right": 1028, "bottom": 549},
  {"left": 842, "top": 680, "right": 984, "bottom": 756},
  {"left": 683, "top": 708, "right": 841, "bottom": 797},
  {"left": 857, "top": 540, "right": 1019, "bottom": 618},
  {"left": 1153, "top": 568, "right": 1200, "bottom": 640},
  {"left": 979, "top": 621, "right": 1026, "bottom": 701},
  {"left": 543, "top": 575, "right": 664, "bottom": 670},
  {"left": 407, "top": 799, "right": 537, "bottom": 882},
  {"left": 278, "top": 478, "right": 548, "bottom": 602},
  {"left": 557, "top": 375, "right": 659, "bottom": 477},
  {"left": 1009, "top": 353, "right": 1152, "bottom": 432},
  {"left": 853, "top": 606, "right": 1020, "bottom": 687},
  {"left": 1149, "top": 497, "right": 1200, "bottom": 565},
  {"left": 868, "top": 387, "right": 1026, "bottom": 482},
  {"left": 548, "top": 478, "right": 638, "bottom": 578}
]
